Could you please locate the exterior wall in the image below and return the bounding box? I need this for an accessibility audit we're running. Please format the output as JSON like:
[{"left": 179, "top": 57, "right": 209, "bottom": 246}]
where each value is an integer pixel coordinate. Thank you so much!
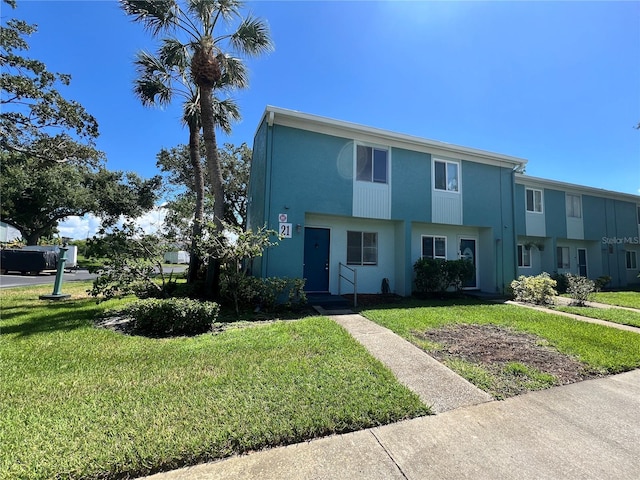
[
  {"left": 248, "top": 108, "right": 640, "bottom": 297},
  {"left": 390, "top": 148, "right": 431, "bottom": 222},
  {"left": 544, "top": 189, "right": 567, "bottom": 239},
  {"left": 462, "top": 161, "right": 518, "bottom": 292},
  {"left": 305, "top": 213, "right": 397, "bottom": 295}
]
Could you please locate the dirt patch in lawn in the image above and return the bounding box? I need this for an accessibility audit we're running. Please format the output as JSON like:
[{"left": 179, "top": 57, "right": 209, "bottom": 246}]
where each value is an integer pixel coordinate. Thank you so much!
[{"left": 414, "top": 324, "right": 600, "bottom": 399}]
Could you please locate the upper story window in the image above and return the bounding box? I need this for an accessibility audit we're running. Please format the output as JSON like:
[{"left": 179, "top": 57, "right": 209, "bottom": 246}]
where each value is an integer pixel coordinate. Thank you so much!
[
  {"left": 434, "top": 159, "right": 459, "bottom": 192},
  {"left": 526, "top": 188, "right": 543, "bottom": 213},
  {"left": 356, "top": 145, "right": 388, "bottom": 184},
  {"left": 566, "top": 194, "right": 582, "bottom": 218},
  {"left": 422, "top": 235, "right": 447, "bottom": 260},
  {"left": 626, "top": 251, "right": 638, "bottom": 270}
]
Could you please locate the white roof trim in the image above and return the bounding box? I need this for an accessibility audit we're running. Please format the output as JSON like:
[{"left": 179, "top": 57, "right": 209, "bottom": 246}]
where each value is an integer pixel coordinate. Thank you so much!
[
  {"left": 257, "top": 106, "right": 528, "bottom": 169},
  {"left": 516, "top": 173, "right": 640, "bottom": 203}
]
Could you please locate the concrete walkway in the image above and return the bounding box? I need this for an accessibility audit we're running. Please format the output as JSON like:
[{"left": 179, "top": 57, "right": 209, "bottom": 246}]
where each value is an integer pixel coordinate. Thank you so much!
[
  {"left": 324, "top": 309, "right": 492, "bottom": 413},
  {"left": 143, "top": 369, "right": 640, "bottom": 479}
]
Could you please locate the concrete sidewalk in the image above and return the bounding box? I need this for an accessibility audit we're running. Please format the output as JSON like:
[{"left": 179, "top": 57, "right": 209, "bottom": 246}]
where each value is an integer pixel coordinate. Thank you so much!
[
  {"left": 326, "top": 310, "right": 492, "bottom": 413},
  {"left": 143, "top": 369, "right": 640, "bottom": 479}
]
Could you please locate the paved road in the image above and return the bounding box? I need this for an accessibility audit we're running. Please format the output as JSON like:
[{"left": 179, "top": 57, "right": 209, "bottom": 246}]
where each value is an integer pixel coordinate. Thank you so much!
[{"left": 0, "top": 266, "right": 186, "bottom": 289}]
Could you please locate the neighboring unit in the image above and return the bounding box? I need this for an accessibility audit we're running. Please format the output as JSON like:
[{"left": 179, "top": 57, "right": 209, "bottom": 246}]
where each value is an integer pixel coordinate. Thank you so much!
[
  {"left": 247, "top": 106, "right": 640, "bottom": 296},
  {"left": 515, "top": 176, "right": 640, "bottom": 287}
]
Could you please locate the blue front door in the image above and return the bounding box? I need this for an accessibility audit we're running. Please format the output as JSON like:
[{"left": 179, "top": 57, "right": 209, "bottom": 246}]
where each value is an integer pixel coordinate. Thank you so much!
[{"left": 303, "top": 227, "right": 330, "bottom": 292}]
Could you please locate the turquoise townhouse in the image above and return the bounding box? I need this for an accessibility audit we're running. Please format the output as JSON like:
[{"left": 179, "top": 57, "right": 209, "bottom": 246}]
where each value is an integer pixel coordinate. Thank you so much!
[{"left": 247, "top": 106, "right": 640, "bottom": 295}]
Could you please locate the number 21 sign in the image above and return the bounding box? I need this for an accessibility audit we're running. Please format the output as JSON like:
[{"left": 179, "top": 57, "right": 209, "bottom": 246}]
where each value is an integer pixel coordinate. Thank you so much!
[{"left": 279, "top": 223, "right": 292, "bottom": 238}]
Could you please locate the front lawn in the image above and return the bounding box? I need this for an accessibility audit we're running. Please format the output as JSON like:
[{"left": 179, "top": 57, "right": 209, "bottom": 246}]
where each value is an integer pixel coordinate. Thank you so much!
[
  {"left": 555, "top": 305, "right": 640, "bottom": 328},
  {"left": 361, "top": 299, "right": 640, "bottom": 396},
  {"left": 590, "top": 290, "right": 640, "bottom": 309},
  {"left": 0, "top": 283, "right": 428, "bottom": 480}
]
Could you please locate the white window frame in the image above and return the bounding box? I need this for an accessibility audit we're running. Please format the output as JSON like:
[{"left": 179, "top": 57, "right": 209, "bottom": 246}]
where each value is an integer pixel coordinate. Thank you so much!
[
  {"left": 356, "top": 144, "right": 388, "bottom": 184},
  {"left": 566, "top": 193, "right": 582, "bottom": 218},
  {"left": 557, "top": 246, "right": 570, "bottom": 269},
  {"left": 517, "top": 244, "right": 531, "bottom": 268},
  {"left": 347, "top": 231, "right": 378, "bottom": 266},
  {"left": 526, "top": 188, "right": 543, "bottom": 213},
  {"left": 433, "top": 159, "right": 460, "bottom": 193},
  {"left": 626, "top": 251, "right": 638, "bottom": 270},
  {"left": 421, "top": 235, "right": 447, "bottom": 260}
]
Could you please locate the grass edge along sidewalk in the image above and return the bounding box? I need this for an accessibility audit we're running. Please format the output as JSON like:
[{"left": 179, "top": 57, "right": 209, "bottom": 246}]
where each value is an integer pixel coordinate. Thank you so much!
[
  {"left": 0, "top": 283, "right": 429, "bottom": 480},
  {"left": 360, "top": 298, "right": 640, "bottom": 388}
]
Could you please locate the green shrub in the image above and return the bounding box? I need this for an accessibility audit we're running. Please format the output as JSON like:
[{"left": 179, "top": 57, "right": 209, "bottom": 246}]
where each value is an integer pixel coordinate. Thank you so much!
[
  {"left": 414, "top": 258, "right": 474, "bottom": 294},
  {"left": 260, "top": 277, "right": 307, "bottom": 310},
  {"left": 414, "top": 258, "right": 448, "bottom": 293},
  {"left": 221, "top": 273, "right": 306, "bottom": 314},
  {"left": 510, "top": 273, "right": 557, "bottom": 305},
  {"left": 594, "top": 275, "right": 612, "bottom": 292},
  {"left": 566, "top": 274, "right": 595, "bottom": 306},
  {"left": 125, "top": 298, "right": 219, "bottom": 337},
  {"left": 551, "top": 272, "right": 569, "bottom": 294}
]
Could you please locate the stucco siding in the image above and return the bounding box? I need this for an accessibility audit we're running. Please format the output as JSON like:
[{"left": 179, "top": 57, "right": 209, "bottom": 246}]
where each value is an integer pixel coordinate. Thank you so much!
[
  {"left": 391, "top": 148, "right": 431, "bottom": 222},
  {"left": 248, "top": 120, "right": 268, "bottom": 232},
  {"left": 514, "top": 184, "right": 527, "bottom": 236},
  {"left": 269, "top": 125, "right": 353, "bottom": 226},
  {"left": 544, "top": 189, "right": 567, "bottom": 239}
]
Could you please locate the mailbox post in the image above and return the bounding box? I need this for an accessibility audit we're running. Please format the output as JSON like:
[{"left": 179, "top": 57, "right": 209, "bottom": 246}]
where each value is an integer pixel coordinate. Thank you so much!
[{"left": 39, "top": 246, "right": 71, "bottom": 300}]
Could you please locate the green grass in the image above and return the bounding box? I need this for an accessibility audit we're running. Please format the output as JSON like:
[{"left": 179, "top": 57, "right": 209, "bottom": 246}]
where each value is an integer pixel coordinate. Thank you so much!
[
  {"left": 1, "top": 283, "right": 428, "bottom": 480},
  {"left": 590, "top": 291, "right": 640, "bottom": 309},
  {"left": 444, "top": 359, "right": 558, "bottom": 400},
  {"left": 361, "top": 298, "right": 640, "bottom": 375},
  {"left": 555, "top": 305, "right": 640, "bottom": 328}
]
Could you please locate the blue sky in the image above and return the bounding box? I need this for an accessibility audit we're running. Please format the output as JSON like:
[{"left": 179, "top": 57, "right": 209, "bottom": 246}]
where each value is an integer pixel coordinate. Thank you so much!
[{"left": 6, "top": 0, "right": 640, "bottom": 239}]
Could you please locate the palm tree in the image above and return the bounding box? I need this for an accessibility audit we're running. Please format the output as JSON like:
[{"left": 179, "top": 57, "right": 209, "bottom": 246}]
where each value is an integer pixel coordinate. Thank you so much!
[
  {"left": 133, "top": 40, "right": 240, "bottom": 286},
  {"left": 121, "top": 0, "right": 272, "bottom": 298}
]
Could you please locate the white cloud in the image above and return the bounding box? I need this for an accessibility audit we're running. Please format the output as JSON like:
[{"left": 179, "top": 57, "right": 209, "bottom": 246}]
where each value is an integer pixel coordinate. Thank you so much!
[
  {"left": 57, "top": 214, "right": 102, "bottom": 240},
  {"left": 57, "top": 206, "right": 168, "bottom": 240}
]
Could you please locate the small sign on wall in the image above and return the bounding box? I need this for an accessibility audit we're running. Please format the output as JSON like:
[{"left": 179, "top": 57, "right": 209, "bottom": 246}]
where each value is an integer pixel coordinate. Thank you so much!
[
  {"left": 278, "top": 213, "right": 291, "bottom": 238},
  {"left": 279, "top": 223, "right": 292, "bottom": 238}
]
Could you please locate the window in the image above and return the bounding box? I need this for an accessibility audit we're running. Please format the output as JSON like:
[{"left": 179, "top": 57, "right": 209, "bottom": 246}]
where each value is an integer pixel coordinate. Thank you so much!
[
  {"left": 347, "top": 231, "right": 378, "bottom": 265},
  {"left": 626, "top": 251, "right": 638, "bottom": 270},
  {"left": 422, "top": 236, "right": 447, "bottom": 259},
  {"left": 526, "top": 188, "right": 543, "bottom": 213},
  {"left": 517, "top": 245, "right": 531, "bottom": 267},
  {"left": 434, "top": 159, "right": 459, "bottom": 192},
  {"left": 557, "top": 246, "right": 570, "bottom": 269},
  {"left": 356, "top": 145, "right": 388, "bottom": 183},
  {"left": 566, "top": 194, "right": 582, "bottom": 218}
]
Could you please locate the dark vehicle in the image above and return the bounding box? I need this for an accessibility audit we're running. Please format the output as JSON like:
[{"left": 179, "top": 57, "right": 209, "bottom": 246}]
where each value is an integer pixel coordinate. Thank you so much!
[{"left": 0, "top": 249, "right": 58, "bottom": 275}]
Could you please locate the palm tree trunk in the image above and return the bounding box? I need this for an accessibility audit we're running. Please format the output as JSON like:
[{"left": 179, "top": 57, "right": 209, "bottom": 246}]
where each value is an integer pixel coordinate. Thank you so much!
[
  {"left": 199, "top": 85, "right": 225, "bottom": 299},
  {"left": 187, "top": 121, "right": 205, "bottom": 285}
]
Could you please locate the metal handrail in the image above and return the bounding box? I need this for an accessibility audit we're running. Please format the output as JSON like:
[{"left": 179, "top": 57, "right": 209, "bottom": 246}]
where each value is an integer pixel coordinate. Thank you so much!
[{"left": 338, "top": 262, "right": 357, "bottom": 308}]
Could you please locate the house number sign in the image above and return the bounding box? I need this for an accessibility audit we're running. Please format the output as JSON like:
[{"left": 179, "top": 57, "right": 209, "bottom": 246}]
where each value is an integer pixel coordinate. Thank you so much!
[{"left": 278, "top": 213, "right": 292, "bottom": 238}]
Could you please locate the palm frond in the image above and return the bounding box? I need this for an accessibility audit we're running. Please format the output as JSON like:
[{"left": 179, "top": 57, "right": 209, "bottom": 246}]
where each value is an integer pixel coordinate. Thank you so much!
[
  {"left": 133, "top": 78, "right": 173, "bottom": 107},
  {"left": 215, "top": 54, "right": 248, "bottom": 90},
  {"left": 182, "top": 93, "right": 201, "bottom": 127},
  {"left": 159, "top": 38, "right": 191, "bottom": 73},
  {"left": 212, "top": 97, "right": 240, "bottom": 134},
  {"left": 229, "top": 16, "right": 273, "bottom": 56},
  {"left": 119, "top": 0, "right": 180, "bottom": 36}
]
